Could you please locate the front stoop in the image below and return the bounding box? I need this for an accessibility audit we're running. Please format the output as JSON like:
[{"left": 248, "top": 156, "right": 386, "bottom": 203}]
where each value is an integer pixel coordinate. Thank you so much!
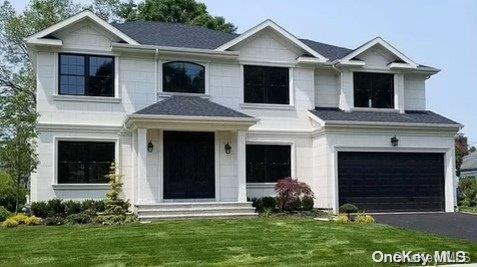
[{"left": 135, "top": 202, "right": 257, "bottom": 221}]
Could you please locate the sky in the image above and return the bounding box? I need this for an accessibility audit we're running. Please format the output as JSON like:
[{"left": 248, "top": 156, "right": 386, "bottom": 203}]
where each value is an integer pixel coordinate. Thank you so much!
[{"left": 10, "top": 0, "right": 477, "bottom": 145}]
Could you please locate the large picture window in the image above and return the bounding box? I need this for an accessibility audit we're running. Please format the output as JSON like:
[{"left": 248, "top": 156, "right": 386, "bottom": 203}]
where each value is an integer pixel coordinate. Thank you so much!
[
  {"left": 354, "top": 72, "right": 394, "bottom": 108},
  {"left": 244, "top": 65, "right": 289, "bottom": 104},
  {"left": 246, "top": 144, "right": 291, "bottom": 183},
  {"left": 59, "top": 54, "right": 114, "bottom": 97},
  {"left": 58, "top": 141, "right": 115, "bottom": 184},
  {"left": 163, "top": 61, "right": 205, "bottom": 93}
]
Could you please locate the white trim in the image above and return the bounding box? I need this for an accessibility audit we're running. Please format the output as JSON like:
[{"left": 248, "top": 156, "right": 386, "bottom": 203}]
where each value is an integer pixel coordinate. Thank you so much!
[
  {"left": 238, "top": 59, "right": 297, "bottom": 67},
  {"left": 240, "top": 103, "right": 295, "bottom": 110},
  {"left": 216, "top": 20, "right": 328, "bottom": 62},
  {"left": 126, "top": 114, "right": 258, "bottom": 124},
  {"left": 37, "top": 123, "right": 122, "bottom": 133},
  {"left": 52, "top": 184, "right": 109, "bottom": 190},
  {"left": 245, "top": 140, "right": 297, "bottom": 179},
  {"left": 53, "top": 136, "right": 119, "bottom": 186},
  {"left": 112, "top": 43, "right": 239, "bottom": 59},
  {"left": 52, "top": 94, "right": 121, "bottom": 103},
  {"left": 25, "top": 10, "right": 138, "bottom": 45},
  {"left": 214, "top": 132, "right": 220, "bottom": 202},
  {"left": 337, "top": 37, "right": 417, "bottom": 68},
  {"left": 157, "top": 92, "right": 211, "bottom": 98},
  {"left": 246, "top": 182, "right": 276, "bottom": 189}
]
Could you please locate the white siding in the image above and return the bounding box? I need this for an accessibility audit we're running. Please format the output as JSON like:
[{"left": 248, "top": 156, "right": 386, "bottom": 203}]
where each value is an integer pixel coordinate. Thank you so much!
[
  {"left": 315, "top": 69, "right": 339, "bottom": 108},
  {"left": 355, "top": 44, "right": 399, "bottom": 69},
  {"left": 404, "top": 74, "right": 427, "bottom": 110}
]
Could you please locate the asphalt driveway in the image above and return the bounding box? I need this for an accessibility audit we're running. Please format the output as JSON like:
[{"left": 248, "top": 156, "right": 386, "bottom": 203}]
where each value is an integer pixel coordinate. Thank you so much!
[{"left": 374, "top": 212, "right": 477, "bottom": 243}]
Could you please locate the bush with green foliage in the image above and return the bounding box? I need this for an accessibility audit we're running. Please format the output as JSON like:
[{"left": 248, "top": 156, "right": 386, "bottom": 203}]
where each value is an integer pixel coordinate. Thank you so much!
[
  {"left": 31, "top": 201, "right": 49, "bottom": 218},
  {"left": 25, "top": 216, "right": 42, "bottom": 226},
  {"left": 302, "top": 196, "right": 314, "bottom": 211},
  {"left": 336, "top": 214, "right": 350, "bottom": 223},
  {"left": 275, "top": 178, "right": 314, "bottom": 212},
  {"left": 47, "top": 199, "right": 66, "bottom": 217},
  {"left": 339, "top": 204, "right": 359, "bottom": 215},
  {"left": 9, "top": 213, "right": 29, "bottom": 224},
  {"left": 96, "top": 164, "right": 137, "bottom": 225},
  {"left": 81, "top": 199, "right": 106, "bottom": 213},
  {"left": 252, "top": 197, "right": 277, "bottom": 213},
  {"left": 459, "top": 176, "right": 477, "bottom": 207},
  {"left": 2, "top": 218, "right": 19, "bottom": 228},
  {"left": 0, "top": 171, "right": 27, "bottom": 212},
  {"left": 355, "top": 214, "right": 375, "bottom": 224},
  {"left": 43, "top": 216, "right": 65, "bottom": 226},
  {"left": 0, "top": 206, "right": 11, "bottom": 222},
  {"left": 65, "top": 212, "right": 93, "bottom": 225},
  {"left": 64, "top": 200, "right": 82, "bottom": 215}
]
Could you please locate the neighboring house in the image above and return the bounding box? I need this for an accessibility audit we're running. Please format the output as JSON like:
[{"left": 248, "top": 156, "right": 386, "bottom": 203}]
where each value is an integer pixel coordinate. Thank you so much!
[
  {"left": 461, "top": 152, "right": 477, "bottom": 177},
  {"left": 26, "top": 10, "right": 461, "bottom": 219}
]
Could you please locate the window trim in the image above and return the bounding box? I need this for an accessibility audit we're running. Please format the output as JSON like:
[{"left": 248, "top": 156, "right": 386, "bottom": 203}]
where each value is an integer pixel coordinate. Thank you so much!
[
  {"left": 53, "top": 137, "right": 118, "bottom": 186},
  {"left": 245, "top": 141, "right": 295, "bottom": 184},
  {"left": 160, "top": 60, "right": 209, "bottom": 95},
  {"left": 352, "top": 70, "right": 397, "bottom": 110},
  {"left": 57, "top": 52, "right": 117, "bottom": 98},
  {"left": 240, "top": 64, "right": 294, "bottom": 108}
]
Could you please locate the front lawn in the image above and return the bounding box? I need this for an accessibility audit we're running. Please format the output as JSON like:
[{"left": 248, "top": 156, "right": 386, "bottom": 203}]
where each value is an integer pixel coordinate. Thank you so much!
[
  {"left": 0, "top": 218, "right": 476, "bottom": 266},
  {"left": 461, "top": 206, "right": 477, "bottom": 215}
]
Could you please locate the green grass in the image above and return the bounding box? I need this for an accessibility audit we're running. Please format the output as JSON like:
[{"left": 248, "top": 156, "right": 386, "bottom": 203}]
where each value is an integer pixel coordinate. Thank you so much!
[
  {"left": 461, "top": 206, "right": 477, "bottom": 214},
  {"left": 0, "top": 217, "right": 476, "bottom": 266}
]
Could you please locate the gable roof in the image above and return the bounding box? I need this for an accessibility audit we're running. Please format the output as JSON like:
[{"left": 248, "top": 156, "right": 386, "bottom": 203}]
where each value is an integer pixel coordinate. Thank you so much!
[
  {"left": 134, "top": 95, "right": 254, "bottom": 119},
  {"left": 309, "top": 107, "right": 460, "bottom": 127},
  {"left": 215, "top": 20, "right": 328, "bottom": 61},
  {"left": 25, "top": 10, "right": 138, "bottom": 45}
]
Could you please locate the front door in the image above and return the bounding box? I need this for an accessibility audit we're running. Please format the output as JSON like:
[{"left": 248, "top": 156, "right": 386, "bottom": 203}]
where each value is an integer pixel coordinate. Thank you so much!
[{"left": 163, "top": 131, "right": 215, "bottom": 199}]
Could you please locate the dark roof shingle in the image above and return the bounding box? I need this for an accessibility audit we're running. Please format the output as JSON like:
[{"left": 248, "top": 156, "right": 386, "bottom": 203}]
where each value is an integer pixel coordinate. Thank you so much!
[
  {"left": 134, "top": 95, "right": 253, "bottom": 118},
  {"left": 310, "top": 107, "right": 460, "bottom": 125}
]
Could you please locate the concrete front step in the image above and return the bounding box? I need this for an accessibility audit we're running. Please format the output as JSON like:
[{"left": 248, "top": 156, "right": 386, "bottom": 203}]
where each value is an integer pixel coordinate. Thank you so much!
[{"left": 135, "top": 202, "right": 257, "bottom": 221}]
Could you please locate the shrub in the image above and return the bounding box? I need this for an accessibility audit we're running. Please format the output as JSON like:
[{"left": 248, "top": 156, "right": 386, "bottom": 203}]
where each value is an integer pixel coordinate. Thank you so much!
[
  {"left": 0, "top": 206, "right": 11, "bottom": 222},
  {"left": 82, "top": 199, "right": 106, "bottom": 213},
  {"left": 355, "top": 214, "right": 375, "bottom": 224},
  {"left": 459, "top": 176, "right": 477, "bottom": 207},
  {"left": 252, "top": 197, "right": 277, "bottom": 213},
  {"left": 47, "top": 199, "right": 65, "bottom": 217},
  {"left": 302, "top": 196, "right": 314, "bottom": 211},
  {"left": 44, "top": 216, "right": 65, "bottom": 226},
  {"left": 339, "top": 204, "right": 358, "bottom": 215},
  {"left": 9, "top": 213, "right": 29, "bottom": 224},
  {"left": 0, "top": 171, "right": 27, "bottom": 212},
  {"left": 25, "top": 216, "right": 42, "bottom": 226},
  {"left": 2, "top": 218, "right": 19, "bottom": 228},
  {"left": 31, "top": 201, "right": 49, "bottom": 218},
  {"left": 275, "top": 178, "right": 314, "bottom": 211},
  {"left": 335, "top": 214, "right": 350, "bottom": 223},
  {"left": 64, "top": 200, "right": 82, "bottom": 215},
  {"left": 65, "top": 212, "right": 93, "bottom": 225}
]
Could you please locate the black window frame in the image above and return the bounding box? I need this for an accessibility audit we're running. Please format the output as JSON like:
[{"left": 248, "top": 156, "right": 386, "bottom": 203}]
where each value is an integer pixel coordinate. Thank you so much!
[
  {"left": 246, "top": 144, "right": 291, "bottom": 183},
  {"left": 243, "top": 65, "right": 290, "bottom": 105},
  {"left": 353, "top": 72, "right": 394, "bottom": 109},
  {"left": 58, "top": 53, "right": 115, "bottom": 97},
  {"left": 57, "top": 141, "right": 115, "bottom": 184},
  {"left": 162, "top": 61, "right": 206, "bottom": 94}
]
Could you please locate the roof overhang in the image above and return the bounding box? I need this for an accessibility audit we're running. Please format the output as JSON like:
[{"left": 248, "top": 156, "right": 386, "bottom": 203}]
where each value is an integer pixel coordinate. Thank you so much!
[
  {"left": 216, "top": 19, "right": 328, "bottom": 62},
  {"left": 335, "top": 37, "right": 418, "bottom": 69},
  {"left": 124, "top": 114, "right": 259, "bottom": 131},
  {"left": 25, "top": 10, "right": 138, "bottom": 47}
]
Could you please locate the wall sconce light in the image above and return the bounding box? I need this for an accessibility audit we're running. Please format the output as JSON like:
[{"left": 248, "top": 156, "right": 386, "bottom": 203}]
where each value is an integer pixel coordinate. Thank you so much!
[
  {"left": 391, "top": 136, "right": 399, "bottom": 147},
  {"left": 224, "top": 143, "right": 232, "bottom": 154},
  {"left": 147, "top": 141, "right": 154, "bottom": 152}
]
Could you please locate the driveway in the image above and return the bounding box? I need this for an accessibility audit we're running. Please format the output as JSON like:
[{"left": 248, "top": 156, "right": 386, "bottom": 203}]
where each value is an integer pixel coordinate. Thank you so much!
[{"left": 373, "top": 212, "right": 477, "bottom": 243}]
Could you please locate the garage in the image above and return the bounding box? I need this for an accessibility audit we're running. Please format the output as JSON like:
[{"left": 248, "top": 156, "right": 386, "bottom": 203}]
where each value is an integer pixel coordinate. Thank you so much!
[{"left": 338, "top": 152, "right": 445, "bottom": 212}]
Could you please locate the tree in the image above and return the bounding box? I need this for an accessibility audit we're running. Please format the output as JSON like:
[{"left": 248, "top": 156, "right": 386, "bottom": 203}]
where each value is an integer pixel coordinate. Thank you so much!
[
  {"left": 95, "top": 0, "right": 237, "bottom": 33},
  {"left": 455, "top": 133, "right": 470, "bottom": 176},
  {"left": 470, "top": 146, "right": 476, "bottom": 153}
]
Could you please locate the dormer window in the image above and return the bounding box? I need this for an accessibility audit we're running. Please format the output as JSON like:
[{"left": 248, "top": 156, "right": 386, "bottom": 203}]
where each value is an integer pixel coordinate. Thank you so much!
[
  {"left": 353, "top": 72, "right": 394, "bottom": 108},
  {"left": 163, "top": 61, "right": 205, "bottom": 94},
  {"left": 59, "top": 53, "right": 114, "bottom": 97}
]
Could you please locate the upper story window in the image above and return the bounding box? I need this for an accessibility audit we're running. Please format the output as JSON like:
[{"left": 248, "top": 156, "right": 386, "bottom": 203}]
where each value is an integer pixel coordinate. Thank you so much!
[
  {"left": 244, "top": 65, "right": 289, "bottom": 104},
  {"left": 59, "top": 54, "right": 114, "bottom": 97},
  {"left": 353, "top": 72, "right": 394, "bottom": 108},
  {"left": 163, "top": 61, "right": 205, "bottom": 94},
  {"left": 58, "top": 141, "right": 115, "bottom": 184}
]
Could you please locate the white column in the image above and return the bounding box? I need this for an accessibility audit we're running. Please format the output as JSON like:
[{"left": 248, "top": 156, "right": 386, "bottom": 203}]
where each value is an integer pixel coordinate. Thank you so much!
[
  {"left": 236, "top": 131, "right": 247, "bottom": 202},
  {"left": 131, "top": 130, "right": 138, "bottom": 203},
  {"left": 339, "top": 70, "right": 353, "bottom": 111},
  {"left": 394, "top": 73, "right": 405, "bottom": 113},
  {"left": 137, "top": 128, "right": 148, "bottom": 204}
]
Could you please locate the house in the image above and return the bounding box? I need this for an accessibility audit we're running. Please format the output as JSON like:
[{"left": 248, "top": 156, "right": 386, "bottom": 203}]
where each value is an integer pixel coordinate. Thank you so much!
[
  {"left": 461, "top": 152, "right": 477, "bottom": 177},
  {"left": 26, "top": 10, "right": 461, "bottom": 219}
]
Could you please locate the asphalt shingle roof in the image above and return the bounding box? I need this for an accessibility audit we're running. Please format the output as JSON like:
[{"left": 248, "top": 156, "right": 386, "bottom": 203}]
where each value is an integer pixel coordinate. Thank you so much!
[
  {"left": 134, "top": 95, "right": 253, "bottom": 118},
  {"left": 113, "top": 21, "right": 353, "bottom": 60},
  {"left": 309, "top": 107, "right": 460, "bottom": 125}
]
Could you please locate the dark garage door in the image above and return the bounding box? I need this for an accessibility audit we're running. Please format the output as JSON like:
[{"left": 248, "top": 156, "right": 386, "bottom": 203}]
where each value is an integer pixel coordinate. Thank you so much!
[{"left": 338, "top": 152, "right": 445, "bottom": 212}]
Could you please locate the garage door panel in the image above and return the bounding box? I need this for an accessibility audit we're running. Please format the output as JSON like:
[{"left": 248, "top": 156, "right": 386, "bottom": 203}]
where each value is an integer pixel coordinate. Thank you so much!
[{"left": 338, "top": 152, "right": 445, "bottom": 212}]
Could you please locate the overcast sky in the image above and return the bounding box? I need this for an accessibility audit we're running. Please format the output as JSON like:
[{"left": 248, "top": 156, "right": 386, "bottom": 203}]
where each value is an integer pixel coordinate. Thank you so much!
[{"left": 10, "top": 0, "right": 477, "bottom": 145}]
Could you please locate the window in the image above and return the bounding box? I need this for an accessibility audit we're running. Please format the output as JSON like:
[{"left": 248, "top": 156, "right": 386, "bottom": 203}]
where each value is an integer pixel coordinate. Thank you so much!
[
  {"left": 353, "top": 72, "right": 394, "bottom": 108},
  {"left": 163, "top": 61, "right": 205, "bottom": 93},
  {"left": 244, "top": 65, "right": 289, "bottom": 104},
  {"left": 58, "top": 141, "right": 115, "bottom": 184},
  {"left": 59, "top": 54, "right": 114, "bottom": 97},
  {"left": 246, "top": 144, "right": 291, "bottom": 183}
]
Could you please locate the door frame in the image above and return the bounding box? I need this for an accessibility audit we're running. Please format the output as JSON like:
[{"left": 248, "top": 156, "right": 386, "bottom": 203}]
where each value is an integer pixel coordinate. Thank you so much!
[
  {"left": 331, "top": 146, "right": 453, "bottom": 213},
  {"left": 159, "top": 130, "right": 220, "bottom": 202}
]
